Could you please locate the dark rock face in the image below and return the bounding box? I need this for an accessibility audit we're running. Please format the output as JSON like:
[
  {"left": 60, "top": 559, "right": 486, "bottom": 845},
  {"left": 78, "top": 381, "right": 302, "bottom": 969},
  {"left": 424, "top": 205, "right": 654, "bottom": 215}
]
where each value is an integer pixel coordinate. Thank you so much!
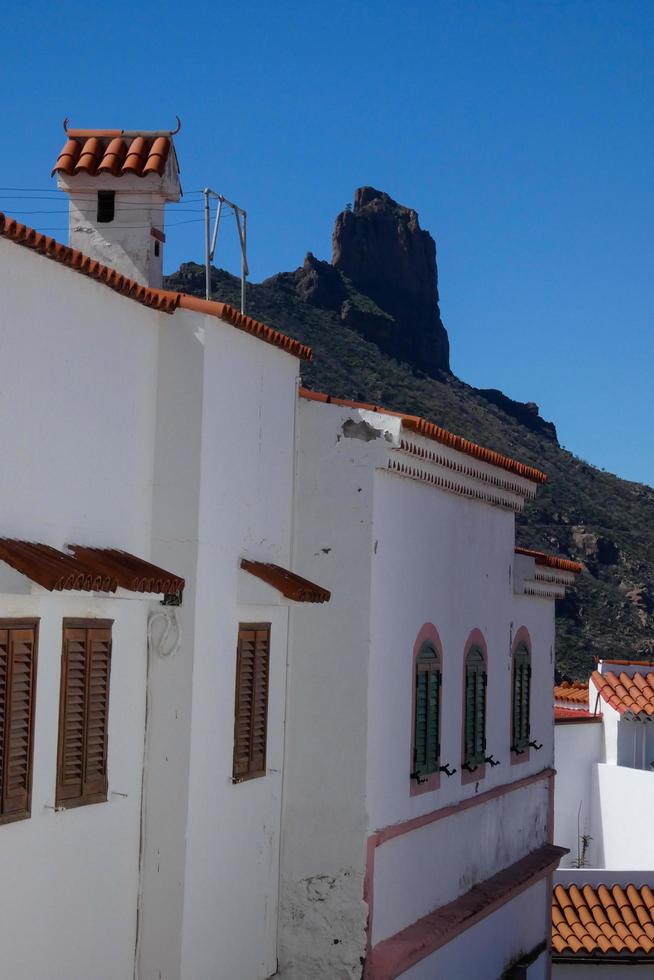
[
  {"left": 477, "top": 388, "right": 558, "bottom": 441},
  {"left": 332, "top": 187, "right": 450, "bottom": 375}
]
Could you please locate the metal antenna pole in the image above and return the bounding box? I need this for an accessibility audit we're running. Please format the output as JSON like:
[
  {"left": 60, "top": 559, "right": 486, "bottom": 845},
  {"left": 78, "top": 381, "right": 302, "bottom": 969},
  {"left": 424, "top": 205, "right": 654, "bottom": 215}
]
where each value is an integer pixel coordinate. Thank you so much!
[
  {"left": 203, "top": 188, "right": 211, "bottom": 300},
  {"left": 209, "top": 199, "right": 223, "bottom": 262},
  {"left": 241, "top": 211, "right": 247, "bottom": 314},
  {"left": 202, "top": 188, "right": 248, "bottom": 310}
]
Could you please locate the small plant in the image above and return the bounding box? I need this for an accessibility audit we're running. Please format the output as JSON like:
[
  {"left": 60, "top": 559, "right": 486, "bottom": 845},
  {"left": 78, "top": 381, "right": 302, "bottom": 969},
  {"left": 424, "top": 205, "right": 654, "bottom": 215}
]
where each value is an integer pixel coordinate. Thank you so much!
[{"left": 573, "top": 833, "right": 593, "bottom": 868}]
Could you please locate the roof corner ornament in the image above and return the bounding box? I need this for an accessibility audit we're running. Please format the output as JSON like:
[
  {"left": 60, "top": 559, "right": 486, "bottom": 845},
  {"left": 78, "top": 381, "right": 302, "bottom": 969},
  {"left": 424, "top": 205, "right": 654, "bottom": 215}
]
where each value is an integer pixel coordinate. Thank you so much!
[
  {"left": 171, "top": 115, "right": 181, "bottom": 135},
  {"left": 63, "top": 117, "right": 70, "bottom": 134}
]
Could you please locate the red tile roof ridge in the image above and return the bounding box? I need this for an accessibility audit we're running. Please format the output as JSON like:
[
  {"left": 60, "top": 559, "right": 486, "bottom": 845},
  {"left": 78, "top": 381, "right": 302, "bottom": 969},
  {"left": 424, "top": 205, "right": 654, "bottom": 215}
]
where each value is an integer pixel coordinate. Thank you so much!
[
  {"left": 299, "top": 387, "right": 548, "bottom": 484},
  {"left": 178, "top": 295, "right": 312, "bottom": 361},
  {"left": 66, "top": 128, "right": 176, "bottom": 138},
  {"left": 515, "top": 547, "right": 583, "bottom": 574},
  {"left": 0, "top": 212, "right": 312, "bottom": 360},
  {"left": 0, "top": 212, "right": 180, "bottom": 314}
]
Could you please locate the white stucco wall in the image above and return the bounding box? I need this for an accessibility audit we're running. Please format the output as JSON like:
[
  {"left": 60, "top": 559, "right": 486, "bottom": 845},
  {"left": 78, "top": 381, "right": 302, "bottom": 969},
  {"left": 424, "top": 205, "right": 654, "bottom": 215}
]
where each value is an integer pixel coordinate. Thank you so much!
[
  {"left": 0, "top": 238, "right": 164, "bottom": 978},
  {"left": 593, "top": 763, "right": 654, "bottom": 868},
  {"left": 367, "top": 467, "right": 555, "bottom": 832},
  {"left": 399, "top": 878, "right": 549, "bottom": 980},
  {"left": 372, "top": 781, "right": 549, "bottom": 944},
  {"left": 136, "top": 304, "right": 302, "bottom": 980},
  {"left": 366, "top": 465, "right": 556, "bottom": 943},
  {"left": 179, "top": 315, "right": 300, "bottom": 980},
  {"left": 554, "top": 721, "right": 603, "bottom": 865},
  {"left": 553, "top": 964, "right": 642, "bottom": 978},
  {"left": 0, "top": 238, "right": 160, "bottom": 549},
  {"left": 279, "top": 401, "right": 385, "bottom": 979},
  {"left": 281, "top": 399, "right": 558, "bottom": 979},
  {"left": 58, "top": 158, "right": 180, "bottom": 287}
]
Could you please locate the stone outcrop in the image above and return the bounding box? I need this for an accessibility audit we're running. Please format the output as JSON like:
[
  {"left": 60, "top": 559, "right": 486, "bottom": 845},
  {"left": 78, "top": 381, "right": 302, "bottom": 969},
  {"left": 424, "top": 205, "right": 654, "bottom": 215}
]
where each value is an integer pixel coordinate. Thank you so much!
[{"left": 332, "top": 187, "right": 450, "bottom": 375}]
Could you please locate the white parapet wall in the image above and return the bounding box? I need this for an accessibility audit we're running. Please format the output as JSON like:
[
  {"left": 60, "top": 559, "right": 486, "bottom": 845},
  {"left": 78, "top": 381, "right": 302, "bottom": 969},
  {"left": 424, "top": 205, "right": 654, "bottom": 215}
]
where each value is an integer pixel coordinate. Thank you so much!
[
  {"left": 399, "top": 878, "right": 550, "bottom": 980},
  {"left": 554, "top": 720, "right": 604, "bottom": 866}
]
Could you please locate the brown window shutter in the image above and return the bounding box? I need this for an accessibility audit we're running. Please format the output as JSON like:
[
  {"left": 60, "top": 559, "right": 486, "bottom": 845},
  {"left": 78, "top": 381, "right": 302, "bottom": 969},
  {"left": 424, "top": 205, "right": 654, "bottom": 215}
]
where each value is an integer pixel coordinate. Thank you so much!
[
  {"left": 83, "top": 628, "right": 111, "bottom": 799},
  {"left": 0, "top": 623, "right": 38, "bottom": 822},
  {"left": 233, "top": 625, "right": 270, "bottom": 781},
  {"left": 57, "top": 622, "right": 112, "bottom": 807}
]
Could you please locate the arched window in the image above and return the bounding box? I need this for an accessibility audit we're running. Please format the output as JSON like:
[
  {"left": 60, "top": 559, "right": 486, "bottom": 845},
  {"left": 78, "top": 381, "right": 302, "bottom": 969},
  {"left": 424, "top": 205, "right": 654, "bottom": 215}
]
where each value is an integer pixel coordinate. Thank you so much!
[
  {"left": 464, "top": 648, "right": 486, "bottom": 768},
  {"left": 512, "top": 644, "right": 531, "bottom": 753},
  {"left": 413, "top": 642, "right": 441, "bottom": 778}
]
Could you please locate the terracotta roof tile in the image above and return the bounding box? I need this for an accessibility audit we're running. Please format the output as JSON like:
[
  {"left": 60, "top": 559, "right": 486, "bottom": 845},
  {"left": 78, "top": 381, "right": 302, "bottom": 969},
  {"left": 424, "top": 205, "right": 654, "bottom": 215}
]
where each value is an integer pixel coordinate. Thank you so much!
[
  {"left": 0, "top": 539, "right": 183, "bottom": 595},
  {"left": 299, "top": 388, "right": 547, "bottom": 484},
  {"left": 0, "top": 212, "right": 179, "bottom": 313},
  {"left": 554, "top": 681, "right": 589, "bottom": 705},
  {"left": 0, "top": 539, "right": 115, "bottom": 592},
  {"left": 553, "top": 882, "right": 654, "bottom": 957},
  {"left": 69, "top": 546, "right": 184, "bottom": 595},
  {"left": 515, "top": 547, "right": 583, "bottom": 574},
  {"left": 178, "top": 295, "right": 312, "bottom": 361},
  {"left": 0, "top": 212, "right": 312, "bottom": 361},
  {"left": 53, "top": 131, "right": 172, "bottom": 178},
  {"left": 240, "top": 559, "right": 330, "bottom": 603},
  {"left": 592, "top": 670, "right": 654, "bottom": 719},
  {"left": 554, "top": 707, "right": 602, "bottom": 723}
]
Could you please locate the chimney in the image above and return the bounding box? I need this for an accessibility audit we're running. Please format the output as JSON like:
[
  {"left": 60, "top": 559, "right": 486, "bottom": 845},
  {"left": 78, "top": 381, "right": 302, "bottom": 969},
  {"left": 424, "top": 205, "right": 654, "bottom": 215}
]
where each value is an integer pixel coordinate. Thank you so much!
[{"left": 52, "top": 125, "right": 181, "bottom": 287}]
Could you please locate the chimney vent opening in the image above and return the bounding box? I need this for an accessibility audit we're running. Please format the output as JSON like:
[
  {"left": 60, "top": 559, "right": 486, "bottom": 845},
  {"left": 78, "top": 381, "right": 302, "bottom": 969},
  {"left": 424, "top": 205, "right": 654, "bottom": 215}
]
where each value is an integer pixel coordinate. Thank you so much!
[{"left": 97, "top": 190, "right": 115, "bottom": 223}]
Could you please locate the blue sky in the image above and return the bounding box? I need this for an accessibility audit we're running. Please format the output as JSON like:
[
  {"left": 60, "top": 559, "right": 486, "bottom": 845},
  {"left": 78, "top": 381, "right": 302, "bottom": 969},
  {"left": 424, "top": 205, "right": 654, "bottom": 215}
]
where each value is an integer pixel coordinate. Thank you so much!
[{"left": 3, "top": 1, "right": 653, "bottom": 486}]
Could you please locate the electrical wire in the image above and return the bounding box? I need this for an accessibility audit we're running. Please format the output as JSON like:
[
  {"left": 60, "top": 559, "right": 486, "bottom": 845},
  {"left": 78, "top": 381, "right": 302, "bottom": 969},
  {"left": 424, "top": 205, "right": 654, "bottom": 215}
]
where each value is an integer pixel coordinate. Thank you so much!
[
  {"left": 6, "top": 217, "right": 204, "bottom": 232},
  {"left": 0, "top": 186, "right": 206, "bottom": 194}
]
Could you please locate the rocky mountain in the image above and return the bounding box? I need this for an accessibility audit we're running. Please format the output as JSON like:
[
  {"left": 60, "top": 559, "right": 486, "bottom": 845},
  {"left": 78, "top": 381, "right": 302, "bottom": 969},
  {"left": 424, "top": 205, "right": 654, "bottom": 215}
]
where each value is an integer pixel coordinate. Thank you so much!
[{"left": 165, "top": 189, "right": 654, "bottom": 678}]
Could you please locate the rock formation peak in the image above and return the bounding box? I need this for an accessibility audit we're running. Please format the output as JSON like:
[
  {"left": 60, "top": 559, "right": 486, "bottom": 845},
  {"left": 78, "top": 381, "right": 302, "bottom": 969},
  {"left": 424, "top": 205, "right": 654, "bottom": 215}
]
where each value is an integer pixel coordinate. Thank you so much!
[{"left": 332, "top": 187, "right": 450, "bottom": 375}]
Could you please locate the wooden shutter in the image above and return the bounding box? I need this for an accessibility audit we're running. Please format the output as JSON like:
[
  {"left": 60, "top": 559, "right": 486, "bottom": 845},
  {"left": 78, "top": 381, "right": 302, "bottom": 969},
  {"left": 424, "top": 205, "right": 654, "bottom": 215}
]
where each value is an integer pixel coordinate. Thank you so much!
[
  {"left": 0, "top": 622, "right": 38, "bottom": 822},
  {"left": 57, "top": 622, "right": 111, "bottom": 807},
  {"left": 233, "top": 624, "right": 270, "bottom": 781},
  {"left": 465, "top": 648, "right": 486, "bottom": 766},
  {"left": 513, "top": 647, "right": 531, "bottom": 750},
  {"left": 414, "top": 644, "right": 441, "bottom": 776}
]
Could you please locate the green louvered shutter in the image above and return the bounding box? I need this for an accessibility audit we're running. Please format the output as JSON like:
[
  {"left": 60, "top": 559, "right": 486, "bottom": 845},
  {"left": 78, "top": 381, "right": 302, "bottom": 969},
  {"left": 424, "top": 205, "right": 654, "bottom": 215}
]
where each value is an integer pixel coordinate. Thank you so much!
[
  {"left": 413, "top": 643, "right": 441, "bottom": 776},
  {"left": 512, "top": 646, "right": 531, "bottom": 750},
  {"left": 465, "top": 648, "right": 486, "bottom": 766},
  {"left": 465, "top": 667, "right": 476, "bottom": 762}
]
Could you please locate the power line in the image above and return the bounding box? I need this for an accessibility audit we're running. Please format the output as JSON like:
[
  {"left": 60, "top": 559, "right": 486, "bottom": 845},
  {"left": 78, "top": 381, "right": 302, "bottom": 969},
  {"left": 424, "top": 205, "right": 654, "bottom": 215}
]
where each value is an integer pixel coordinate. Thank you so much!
[
  {"left": 7, "top": 217, "right": 204, "bottom": 232},
  {"left": 0, "top": 186, "right": 206, "bottom": 195}
]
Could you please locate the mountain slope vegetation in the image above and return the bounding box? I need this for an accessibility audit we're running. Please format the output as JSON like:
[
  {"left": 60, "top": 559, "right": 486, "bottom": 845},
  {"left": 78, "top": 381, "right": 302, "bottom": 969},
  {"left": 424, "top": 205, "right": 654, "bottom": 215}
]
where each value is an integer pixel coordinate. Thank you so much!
[{"left": 165, "top": 191, "right": 654, "bottom": 678}]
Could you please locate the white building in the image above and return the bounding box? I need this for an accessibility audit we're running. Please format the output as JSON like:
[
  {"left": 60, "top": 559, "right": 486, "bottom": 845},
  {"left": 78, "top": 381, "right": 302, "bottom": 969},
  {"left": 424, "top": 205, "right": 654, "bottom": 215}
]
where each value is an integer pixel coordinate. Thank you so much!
[
  {"left": 278, "top": 390, "right": 580, "bottom": 980},
  {"left": 552, "top": 663, "right": 654, "bottom": 973},
  {"left": 0, "top": 123, "right": 579, "bottom": 980},
  {"left": 0, "top": 125, "right": 321, "bottom": 980}
]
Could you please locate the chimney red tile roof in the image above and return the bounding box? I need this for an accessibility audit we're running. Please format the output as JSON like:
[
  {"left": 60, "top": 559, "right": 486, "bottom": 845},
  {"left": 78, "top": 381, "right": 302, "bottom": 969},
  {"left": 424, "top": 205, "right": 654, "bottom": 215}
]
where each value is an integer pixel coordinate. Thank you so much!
[
  {"left": 53, "top": 131, "right": 172, "bottom": 178},
  {"left": 552, "top": 882, "right": 654, "bottom": 957},
  {"left": 299, "top": 387, "right": 548, "bottom": 484}
]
